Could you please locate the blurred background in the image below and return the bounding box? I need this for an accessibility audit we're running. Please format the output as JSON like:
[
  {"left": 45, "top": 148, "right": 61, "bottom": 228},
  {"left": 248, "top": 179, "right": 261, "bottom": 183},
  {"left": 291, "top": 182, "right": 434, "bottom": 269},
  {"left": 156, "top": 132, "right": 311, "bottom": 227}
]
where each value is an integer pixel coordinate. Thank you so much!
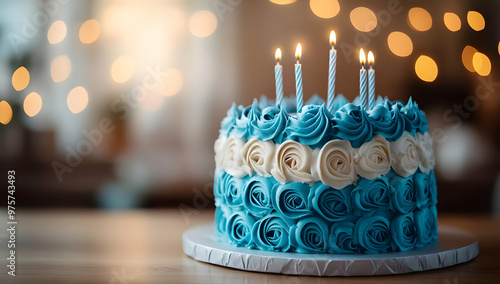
[{"left": 0, "top": 0, "right": 499, "bottom": 213}]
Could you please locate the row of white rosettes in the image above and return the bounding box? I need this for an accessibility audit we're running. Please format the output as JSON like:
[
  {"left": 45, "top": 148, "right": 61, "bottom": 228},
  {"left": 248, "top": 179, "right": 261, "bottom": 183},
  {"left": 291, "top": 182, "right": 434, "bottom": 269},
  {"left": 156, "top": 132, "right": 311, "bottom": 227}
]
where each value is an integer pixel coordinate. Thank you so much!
[{"left": 214, "top": 132, "right": 435, "bottom": 189}]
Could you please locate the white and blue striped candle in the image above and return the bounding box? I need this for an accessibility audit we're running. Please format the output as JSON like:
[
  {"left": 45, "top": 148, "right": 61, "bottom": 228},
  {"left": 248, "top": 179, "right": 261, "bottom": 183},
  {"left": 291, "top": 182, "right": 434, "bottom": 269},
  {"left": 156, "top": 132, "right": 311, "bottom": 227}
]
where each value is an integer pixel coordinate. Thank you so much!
[
  {"left": 367, "top": 51, "right": 375, "bottom": 110},
  {"left": 359, "top": 48, "right": 367, "bottom": 109},
  {"left": 274, "top": 48, "right": 283, "bottom": 107},
  {"left": 327, "top": 30, "right": 336, "bottom": 114},
  {"left": 295, "top": 43, "right": 303, "bottom": 112}
]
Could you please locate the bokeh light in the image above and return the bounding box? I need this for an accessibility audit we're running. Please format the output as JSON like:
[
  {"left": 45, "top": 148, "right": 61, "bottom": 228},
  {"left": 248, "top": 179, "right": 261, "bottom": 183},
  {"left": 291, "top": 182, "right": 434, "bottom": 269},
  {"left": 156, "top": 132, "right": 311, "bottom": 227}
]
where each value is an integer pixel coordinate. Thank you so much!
[
  {"left": 12, "top": 66, "right": 30, "bottom": 91},
  {"left": 47, "top": 20, "right": 67, "bottom": 44},
  {"left": 23, "top": 92, "right": 42, "bottom": 117},
  {"left": 0, "top": 101, "right": 13, "bottom": 125},
  {"left": 161, "top": 69, "right": 183, "bottom": 97},
  {"left": 472, "top": 52, "right": 491, "bottom": 76},
  {"left": 270, "top": 0, "right": 297, "bottom": 4},
  {"left": 461, "top": 45, "right": 478, "bottom": 72},
  {"left": 415, "top": 55, "right": 438, "bottom": 82},
  {"left": 51, "top": 55, "right": 72, "bottom": 83},
  {"left": 67, "top": 86, "right": 89, "bottom": 114},
  {"left": 188, "top": 10, "right": 217, "bottom": 38},
  {"left": 408, "top": 7, "right": 432, "bottom": 31},
  {"left": 79, "top": 19, "right": 101, "bottom": 44},
  {"left": 310, "top": 0, "right": 340, "bottom": 19},
  {"left": 443, "top": 12, "right": 461, "bottom": 32},
  {"left": 111, "top": 56, "right": 136, "bottom": 83},
  {"left": 467, "top": 11, "right": 485, "bottom": 31},
  {"left": 350, "top": 7, "right": 377, "bottom": 32},
  {"left": 387, "top": 31, "right": 413, "bottom": 57}
]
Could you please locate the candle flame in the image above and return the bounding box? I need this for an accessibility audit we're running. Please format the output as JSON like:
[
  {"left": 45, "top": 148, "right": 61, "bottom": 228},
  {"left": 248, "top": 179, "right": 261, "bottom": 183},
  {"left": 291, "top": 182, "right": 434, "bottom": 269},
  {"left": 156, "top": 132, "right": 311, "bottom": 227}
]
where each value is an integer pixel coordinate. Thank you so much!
[
  {"left": 359, "top": 48, "right": 366, "bottom": 65},
  {"left": 295, "top": 43, "right": 302, "bottom": 61},
  {"left": 275, "top": 48, "right": 281, "bottom": 62},
  {"left": 330, "top": 30, "right": 336, "bottom": 47},
  {"left": 368, "top": 51, "right": 374, "bottom": 66}
]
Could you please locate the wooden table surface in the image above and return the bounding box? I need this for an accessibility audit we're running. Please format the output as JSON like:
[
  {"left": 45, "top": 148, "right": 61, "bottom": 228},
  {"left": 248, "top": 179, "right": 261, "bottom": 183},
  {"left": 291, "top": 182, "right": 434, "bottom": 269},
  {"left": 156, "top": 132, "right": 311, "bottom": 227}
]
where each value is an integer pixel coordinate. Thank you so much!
[{"left": 0, "top": 209, "right": 498, "bottom": 283}]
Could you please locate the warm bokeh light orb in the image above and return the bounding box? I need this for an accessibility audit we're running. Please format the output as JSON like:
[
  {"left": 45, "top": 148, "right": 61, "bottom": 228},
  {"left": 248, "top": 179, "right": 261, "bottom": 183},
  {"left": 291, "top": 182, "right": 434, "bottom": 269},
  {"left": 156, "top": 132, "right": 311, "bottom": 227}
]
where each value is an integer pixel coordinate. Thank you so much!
[
  {"left": 387, "top": 31, "right": 413, "bottom": 57},
  {"left": 47, "top": 20, "right": 67, "bottom": 44},
  {"left": 79, "top": 19, "right": 101, "bottom": 44},
  {"left": 408, "top": 7, "right": 432, "bottom": 32},
  {"left": 67, "top": 86, "right": 89, "bottom": 114},
  {"left": 443, "top": 12, "right": 461, "bottom": 32},
  {"left": 161, "top": 69, "right": 183, "bottom": 97},
  {"left": 23, "top": 92, "right": 42, "bottom": 117},
  {"left": 462, "top": 46, "right": 478, "bottom": 73},
  {"left": 467, "top": 11, "right": 485, "bottom": 31},
  {"left": 12, "top": 66, "right": 30, "bottom": 91},
  {"left": 188, "top": 10, "right": 217, "bottom": 38},
  {"left": 0, "top": 101, "right": 13, "bottom": 125},
  {"left": 350, "top": 7, "right": 377, "bottom": 32},
  {"left": 472, "top": 52, "right": 491, "bottom": 76},
  {"left": 51, "top": 55, "right": 72, "bottom": 83},
  {"left": 415, "top": 55, "right": 438, "bottom": 82},
  {"left": 111, "top": 56, "right": 136, "bottom": 83},
  {"left": 310, "top": 0, "right": 340, "bottom": 19},
  {"left": 270, "top": 0, "right": 297, "bottom": 4}
]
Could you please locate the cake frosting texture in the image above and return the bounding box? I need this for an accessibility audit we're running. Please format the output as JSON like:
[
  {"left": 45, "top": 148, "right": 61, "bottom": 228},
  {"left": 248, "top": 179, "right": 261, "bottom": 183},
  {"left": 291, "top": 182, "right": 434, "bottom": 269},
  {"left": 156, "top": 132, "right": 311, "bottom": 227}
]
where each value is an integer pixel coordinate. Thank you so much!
[{"left": 214, "top": 95, "right": 437, "bottom": 254}]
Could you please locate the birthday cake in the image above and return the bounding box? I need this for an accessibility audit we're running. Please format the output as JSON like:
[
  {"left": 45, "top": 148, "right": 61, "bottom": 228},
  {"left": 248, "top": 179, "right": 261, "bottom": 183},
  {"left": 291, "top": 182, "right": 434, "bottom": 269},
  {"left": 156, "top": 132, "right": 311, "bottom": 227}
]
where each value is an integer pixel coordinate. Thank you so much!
[{"left": 213, "top": 94, "right": 437, "bottom": 254}]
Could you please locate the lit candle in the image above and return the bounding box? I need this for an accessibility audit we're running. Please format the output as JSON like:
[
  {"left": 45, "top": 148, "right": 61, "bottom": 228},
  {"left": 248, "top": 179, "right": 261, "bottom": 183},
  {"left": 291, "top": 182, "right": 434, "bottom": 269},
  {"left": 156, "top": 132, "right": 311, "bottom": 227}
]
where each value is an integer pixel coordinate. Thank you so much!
[
  {"left": 367, "top": 51, "right": 375, "bottom": 110},
  {"left": 274, "top": 48, "right": 284, "bottom": 107},
  {"left": 359, "top": 48, "right": 367, "bottom": 108},
  {"left": 327, "top": 30, "right": 337, "bottom": 114},
  {"left": 295, "top": 43, "right": 303, "bottom": 112}
]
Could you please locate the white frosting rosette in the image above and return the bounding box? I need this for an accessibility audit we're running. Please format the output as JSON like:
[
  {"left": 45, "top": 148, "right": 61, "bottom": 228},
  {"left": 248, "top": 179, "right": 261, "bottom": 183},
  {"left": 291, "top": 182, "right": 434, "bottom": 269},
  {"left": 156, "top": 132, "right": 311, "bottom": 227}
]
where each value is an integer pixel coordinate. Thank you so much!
[
  {"left": 415, "top": 132, "right": 435, "bottom": 174},
  {"left": 271, "top": 140, "right": 313, "bottom": 184},
  {"left": 390, "top": 132, "right": 420, "bottom": 177},
  {"left": 241, "top": 138, "right": 275, "bottom": 177},
  {"left": 219, "top": 136, "right": 246, "bottom": 178},
  {"left": 311, "top": 140, "right": 356, "bottom": 189},
  {"left": 214, "top": 135, "right": 226, "bottom": 168},
  {"left": 354, "top": 135, "right": 391, "bottom": 180}
]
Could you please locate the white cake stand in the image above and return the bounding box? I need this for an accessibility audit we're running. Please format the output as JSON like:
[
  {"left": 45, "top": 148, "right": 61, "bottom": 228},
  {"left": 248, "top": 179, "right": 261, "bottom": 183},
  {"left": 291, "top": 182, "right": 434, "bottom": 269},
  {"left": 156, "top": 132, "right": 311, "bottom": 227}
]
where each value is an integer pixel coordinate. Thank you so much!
[{"left": 183, "top": 224, "right": 478, "bottom": 276}]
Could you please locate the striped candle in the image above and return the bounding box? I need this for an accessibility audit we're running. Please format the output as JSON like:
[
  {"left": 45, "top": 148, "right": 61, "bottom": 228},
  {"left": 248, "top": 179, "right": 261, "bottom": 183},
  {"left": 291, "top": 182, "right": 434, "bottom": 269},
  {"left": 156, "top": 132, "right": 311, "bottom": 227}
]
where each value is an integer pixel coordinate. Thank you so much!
[
  {"left": 274, "top": 48, "right": 284, "bottom": 107},
  {"left": 368, "top": 51, "right": 375, "bottom": 110},
  {"left": 327, "top": 30, "right": 336, "bottom": 114},
  {"left": 295, "top": 43, "right": 303, "bottom": 112},
  {"left": 359, "top": 48, "right": 367, "bottom": 109}
]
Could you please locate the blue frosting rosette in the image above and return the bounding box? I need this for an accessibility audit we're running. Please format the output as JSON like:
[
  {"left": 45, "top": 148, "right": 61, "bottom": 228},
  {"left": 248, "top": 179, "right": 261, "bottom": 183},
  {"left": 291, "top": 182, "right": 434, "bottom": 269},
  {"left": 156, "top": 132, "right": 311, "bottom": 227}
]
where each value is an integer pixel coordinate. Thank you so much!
[
  {"left": 274, "top": 182, "right": 312, "bottom": 219},
  {"left": 290, "top": 217, "right": 329, "bottom": 253},
  {"left": 414, "top": 172, "right": 431, "bottom": 208},
  {"left": 368, "top": 99, "right": 406, "bottom": 141},
  {"left": 354, "top": 215, "right": 392, "bottom": 253},
  {"left": 429, "top": 170, "right": 438, "bottom": 205},
  {"left": 214, "top": 207, "right": 228, "bottom": 240},
  {"left": 286, "top": 104, "right": 333, "bottom": 149},
  {"left": 251, "top": 214, "right": 293, "bottom": 252},
  {"left": 389, "top": 175, "right": 417, "bottom": 214},
  {"left": 400, "top": 98, "right": 429, "bottom": 135},
  {"left": 233, "top": 101, "right": 261, "bottom": 140},
  {"left": 310, "top": 182, "right": 353, "bottom": 222},
  {"left": 213, "top": 170, "right": 225, "bottom": 203},
  {"left": 391, "top": 212, "right": 417, "bottom": 251},
  {"left": 220, "top": 103, "right": 243, "bottom": 137},
  {"left": 329, "top": 221, "right": 359, "bottom": 254},
  {"left": 351, "top": 177, "right": 391, "bottom": 216},
  {"left": 222, "top": 173, "right": 245, "bottom": 209},
  {"left": 242, "top": 175, "right": 275, "bottom": 217},
  {"left": 332, "top": 103, "right": 373, "bottom": 148},
  {"left": 414, "top": 206, "right": 438, "bottom": 247},
  {"left": 250, "top": 106, "right": 288, "bottom": 143},
  {"left": 226, "top": 211, "right": 256, "bottom": 248}
]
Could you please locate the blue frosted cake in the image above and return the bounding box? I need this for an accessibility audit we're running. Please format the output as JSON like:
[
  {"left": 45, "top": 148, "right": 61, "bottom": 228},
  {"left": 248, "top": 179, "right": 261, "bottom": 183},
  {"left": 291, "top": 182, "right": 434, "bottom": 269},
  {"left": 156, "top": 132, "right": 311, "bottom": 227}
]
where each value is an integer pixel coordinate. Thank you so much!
[{"left": 213, "top": 95, "right": 437, "bottom": 254}]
